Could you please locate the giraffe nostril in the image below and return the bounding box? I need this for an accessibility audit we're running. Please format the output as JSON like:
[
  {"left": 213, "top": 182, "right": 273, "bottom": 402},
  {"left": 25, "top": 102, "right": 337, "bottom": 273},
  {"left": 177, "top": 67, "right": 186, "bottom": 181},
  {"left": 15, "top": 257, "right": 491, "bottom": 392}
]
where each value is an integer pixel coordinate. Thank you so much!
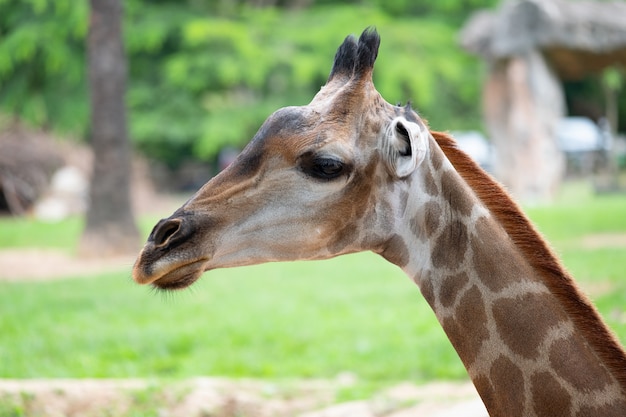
[{"left": 152, "top": 219, "right": 182, "bottom": 247}]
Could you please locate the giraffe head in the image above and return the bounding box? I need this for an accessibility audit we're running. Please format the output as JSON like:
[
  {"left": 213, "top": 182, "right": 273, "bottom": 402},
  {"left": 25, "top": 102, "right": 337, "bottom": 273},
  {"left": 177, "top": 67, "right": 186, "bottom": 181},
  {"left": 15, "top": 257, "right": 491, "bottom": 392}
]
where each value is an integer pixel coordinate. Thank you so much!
[{"left": 132, "top": 28, "right": 430, "bottom": 290}]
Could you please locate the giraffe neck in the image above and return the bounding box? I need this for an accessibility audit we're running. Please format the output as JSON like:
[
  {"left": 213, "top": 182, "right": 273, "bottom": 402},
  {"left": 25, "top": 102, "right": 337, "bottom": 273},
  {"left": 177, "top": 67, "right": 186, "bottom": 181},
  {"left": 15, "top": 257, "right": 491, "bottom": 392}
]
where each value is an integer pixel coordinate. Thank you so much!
[{"left": 385, "top": 132, "right": 626, "bottom": 416}]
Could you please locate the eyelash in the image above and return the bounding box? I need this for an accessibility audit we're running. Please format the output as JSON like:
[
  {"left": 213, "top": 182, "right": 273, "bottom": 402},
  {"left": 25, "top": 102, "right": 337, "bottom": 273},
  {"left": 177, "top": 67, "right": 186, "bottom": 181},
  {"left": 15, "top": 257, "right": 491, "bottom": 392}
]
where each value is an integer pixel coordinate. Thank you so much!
[
  {"left": 300, "top": 156, "right": 347, "bottom": 181},
  {"left": 313, "top": 158, "right": 344, "bottom": 179}
]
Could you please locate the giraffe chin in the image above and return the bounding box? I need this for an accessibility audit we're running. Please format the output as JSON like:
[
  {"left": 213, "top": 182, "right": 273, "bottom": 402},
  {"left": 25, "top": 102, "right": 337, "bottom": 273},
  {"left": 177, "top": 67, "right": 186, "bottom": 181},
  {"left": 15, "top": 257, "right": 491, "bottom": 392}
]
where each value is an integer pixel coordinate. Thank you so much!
[{"left": 150, "top": 260, "right": 207, "bottom": 291}]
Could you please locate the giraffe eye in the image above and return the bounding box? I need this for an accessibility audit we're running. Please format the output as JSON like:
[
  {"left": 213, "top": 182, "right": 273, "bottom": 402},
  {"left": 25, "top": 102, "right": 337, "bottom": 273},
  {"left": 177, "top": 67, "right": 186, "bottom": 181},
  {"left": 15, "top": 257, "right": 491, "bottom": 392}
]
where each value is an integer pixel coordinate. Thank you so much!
[
  {"left": 300, "top": 155, "right": 347, "bottom": 181},
  {"left": 314, "top": 158, "right": 344, "bottom": 179}
]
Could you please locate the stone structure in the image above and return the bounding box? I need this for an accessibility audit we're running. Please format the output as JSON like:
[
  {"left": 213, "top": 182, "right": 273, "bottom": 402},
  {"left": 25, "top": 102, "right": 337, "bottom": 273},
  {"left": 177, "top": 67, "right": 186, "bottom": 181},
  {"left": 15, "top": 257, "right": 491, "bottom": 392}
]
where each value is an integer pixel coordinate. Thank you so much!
[{"left": 460, "top": 0, "right": 626, "bottom": 202}]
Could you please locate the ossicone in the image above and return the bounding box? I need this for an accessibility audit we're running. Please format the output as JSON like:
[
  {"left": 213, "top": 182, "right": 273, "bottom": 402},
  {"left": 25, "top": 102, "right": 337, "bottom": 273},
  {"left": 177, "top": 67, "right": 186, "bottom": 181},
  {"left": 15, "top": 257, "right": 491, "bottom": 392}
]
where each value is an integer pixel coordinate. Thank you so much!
[
  {"left": 328, "top": 35, "right": 358, "bottom": 82},
  {"left": 327, "top": 27, "right": 380, "bottom": 83},
  {"left": 354, "top": 27, "right": 380, "bottom": 77}
]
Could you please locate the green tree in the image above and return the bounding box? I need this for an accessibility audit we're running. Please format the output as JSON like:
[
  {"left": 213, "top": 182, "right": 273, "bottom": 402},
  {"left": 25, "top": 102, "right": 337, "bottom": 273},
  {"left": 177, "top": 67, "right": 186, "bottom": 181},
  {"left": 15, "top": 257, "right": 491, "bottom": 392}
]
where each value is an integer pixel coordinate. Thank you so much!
[
  {"left": 0, "top": 0, "right": 87, "bottom": 132},
  {"left": 0, "top": 0, "right": 509, "bottom": 171}
]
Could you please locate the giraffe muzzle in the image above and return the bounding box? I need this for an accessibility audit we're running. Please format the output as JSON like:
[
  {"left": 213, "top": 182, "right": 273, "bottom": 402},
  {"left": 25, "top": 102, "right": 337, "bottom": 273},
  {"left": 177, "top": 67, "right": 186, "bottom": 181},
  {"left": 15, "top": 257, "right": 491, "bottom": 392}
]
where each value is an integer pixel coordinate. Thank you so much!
[{"left": 132, "top": 213, "right": 211, "bottom": 290}]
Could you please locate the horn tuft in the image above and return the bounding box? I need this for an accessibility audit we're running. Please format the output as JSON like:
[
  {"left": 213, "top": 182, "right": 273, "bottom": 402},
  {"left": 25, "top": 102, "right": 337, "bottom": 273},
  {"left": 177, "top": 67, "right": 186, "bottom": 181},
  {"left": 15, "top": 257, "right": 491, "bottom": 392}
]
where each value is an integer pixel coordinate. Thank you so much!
[{"left": 354, "top": 27, "right": 380, "bottom": 76}]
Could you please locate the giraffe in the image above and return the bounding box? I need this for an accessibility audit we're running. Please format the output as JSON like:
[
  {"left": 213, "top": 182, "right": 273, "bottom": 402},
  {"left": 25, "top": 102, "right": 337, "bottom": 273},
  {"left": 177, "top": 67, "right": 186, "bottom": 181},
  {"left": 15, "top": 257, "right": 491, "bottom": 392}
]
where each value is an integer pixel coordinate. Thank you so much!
[{"left": 132, "top": 28, "right": 626, "bottom": 416}]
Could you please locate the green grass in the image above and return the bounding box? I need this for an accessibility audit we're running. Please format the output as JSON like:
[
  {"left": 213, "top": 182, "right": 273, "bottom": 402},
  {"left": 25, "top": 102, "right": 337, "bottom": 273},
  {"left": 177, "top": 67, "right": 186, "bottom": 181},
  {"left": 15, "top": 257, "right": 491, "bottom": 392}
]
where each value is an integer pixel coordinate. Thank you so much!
[
  {"left": 0, "top": 215, "right": 164, "bottom": 251},
  {"left": 526, "top": 182, "right": 626, "bottom": 241},
  {"left": 0, "top": 182, "right": 625, "bottom": 383},
  {"left": 0, "top": 254, "right": 459, "bottom": 381},
  {"left": 0, "top": 217, "right": 84, "bottom": 251}
]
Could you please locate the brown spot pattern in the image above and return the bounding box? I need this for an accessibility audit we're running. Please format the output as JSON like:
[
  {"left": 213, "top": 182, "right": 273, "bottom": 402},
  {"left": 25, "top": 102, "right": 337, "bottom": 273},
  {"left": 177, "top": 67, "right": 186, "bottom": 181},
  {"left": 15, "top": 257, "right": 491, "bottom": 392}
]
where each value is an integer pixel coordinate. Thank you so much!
[
  {"left": 360, "top": 232, "right": 383, "bottom": 251},
  {"left": 409, "top": 201, "right": 441, "bottom": 241},
  {"left": 381, "top": 234, "right": 409, "bottom": 267},
  {"left": 423, "top": 201, "right": 441, "bottom": 238},
  {"left": 431, "top": 220, "right": 468, "bottom": 270},
  {"left": 439, "top": 272, "right": 470, "bottom": 308},
  {"left": 441, "top": 170, "right": 474, "bottom": 217},
  {"left": 471, "top": 217, "right": 525, "bottom": 292},
  {"left": 549, "top": 337, "right": 611, "bottom": 392},
  {"left": 419, "top": 273, "right": 435, "bottom": 308},
  {"left": 430, "top": 146, "right": 444, "bottom": 171},
  {"left": 423, "top": 166, "right": 438, "bottom": 196},
  {"left": 472, "top": 375, "right": 499, "bottom": 416},
  {"left": 442, "top": 285, "right": 489, "bottom": 367},
  {"left": 410, "top": 201, "right": 440, "bottom": 242},
  {"left": 368, "top": 120, "right": 382, "bottom": 134},
  {"left": 489, "top": 356, "right": 525, "bottom": 417},
  {"left": 531, "top": 371, "right": 572, "bottom": 416},
  {"left": 492, "top": 293, "right": 565, "bottom": 359},
  {"left": 576, "top": 400, "right": 626, "bottom": 417}
]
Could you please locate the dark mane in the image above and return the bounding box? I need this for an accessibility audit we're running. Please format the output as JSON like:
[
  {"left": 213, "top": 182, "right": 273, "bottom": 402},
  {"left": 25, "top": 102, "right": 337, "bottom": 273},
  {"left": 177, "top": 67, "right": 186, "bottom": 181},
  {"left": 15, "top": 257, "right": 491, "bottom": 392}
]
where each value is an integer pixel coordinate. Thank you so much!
[{"left": 431, "top": 130, "right": 626, "bottom": 388}]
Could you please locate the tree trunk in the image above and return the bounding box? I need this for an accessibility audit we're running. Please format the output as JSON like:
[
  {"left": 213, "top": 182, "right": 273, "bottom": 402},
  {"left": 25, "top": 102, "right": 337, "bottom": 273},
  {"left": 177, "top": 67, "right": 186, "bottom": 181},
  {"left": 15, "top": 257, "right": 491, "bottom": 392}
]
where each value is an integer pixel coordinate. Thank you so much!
[{"left": 80, "top": 0, "right": 139, "bottom": 257}]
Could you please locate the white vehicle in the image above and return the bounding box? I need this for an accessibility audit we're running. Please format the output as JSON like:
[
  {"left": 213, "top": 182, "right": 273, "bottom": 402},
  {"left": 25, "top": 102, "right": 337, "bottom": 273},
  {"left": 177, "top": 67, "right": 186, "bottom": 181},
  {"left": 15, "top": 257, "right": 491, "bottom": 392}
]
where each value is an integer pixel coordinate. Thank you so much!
[{"left": 556, "top": 116, "right": 611, "bottom": 153}]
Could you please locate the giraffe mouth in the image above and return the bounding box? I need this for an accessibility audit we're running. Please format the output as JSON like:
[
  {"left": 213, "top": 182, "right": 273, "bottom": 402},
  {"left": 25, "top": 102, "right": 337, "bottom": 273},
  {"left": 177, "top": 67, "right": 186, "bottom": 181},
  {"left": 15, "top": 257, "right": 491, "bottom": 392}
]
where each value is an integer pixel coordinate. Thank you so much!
[{"left": 147, "top": 259, "right": 209, "bottom": 291}]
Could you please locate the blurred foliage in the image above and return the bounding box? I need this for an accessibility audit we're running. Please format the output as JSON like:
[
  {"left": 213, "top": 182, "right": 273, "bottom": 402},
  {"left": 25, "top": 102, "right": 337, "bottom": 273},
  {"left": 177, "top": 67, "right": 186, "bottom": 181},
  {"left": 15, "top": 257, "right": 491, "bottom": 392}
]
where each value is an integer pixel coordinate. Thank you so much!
[
  {"left": 0, "top": 0, "right": 498, "bottom": 167},
  {"left": 0, "top": 0, "right": 88, "bottom": 133}
]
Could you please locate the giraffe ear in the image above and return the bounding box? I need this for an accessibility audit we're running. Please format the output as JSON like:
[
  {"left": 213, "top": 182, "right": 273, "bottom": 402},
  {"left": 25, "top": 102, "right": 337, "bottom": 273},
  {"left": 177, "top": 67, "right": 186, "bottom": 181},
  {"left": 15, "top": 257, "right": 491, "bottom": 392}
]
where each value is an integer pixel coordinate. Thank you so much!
[{"left": 383, "top": 117, "right": 429, "bottom": 178}]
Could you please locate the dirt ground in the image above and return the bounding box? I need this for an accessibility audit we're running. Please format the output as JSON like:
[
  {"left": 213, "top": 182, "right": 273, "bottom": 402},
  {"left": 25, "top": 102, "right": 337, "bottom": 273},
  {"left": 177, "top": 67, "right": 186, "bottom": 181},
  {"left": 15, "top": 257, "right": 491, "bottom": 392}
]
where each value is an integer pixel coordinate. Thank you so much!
[
  {"left": 0, "top": 248, "right": 136, "bottom": 281},
  {"left": 0, "top": 377, "right": 487, "bottom": 417}
]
